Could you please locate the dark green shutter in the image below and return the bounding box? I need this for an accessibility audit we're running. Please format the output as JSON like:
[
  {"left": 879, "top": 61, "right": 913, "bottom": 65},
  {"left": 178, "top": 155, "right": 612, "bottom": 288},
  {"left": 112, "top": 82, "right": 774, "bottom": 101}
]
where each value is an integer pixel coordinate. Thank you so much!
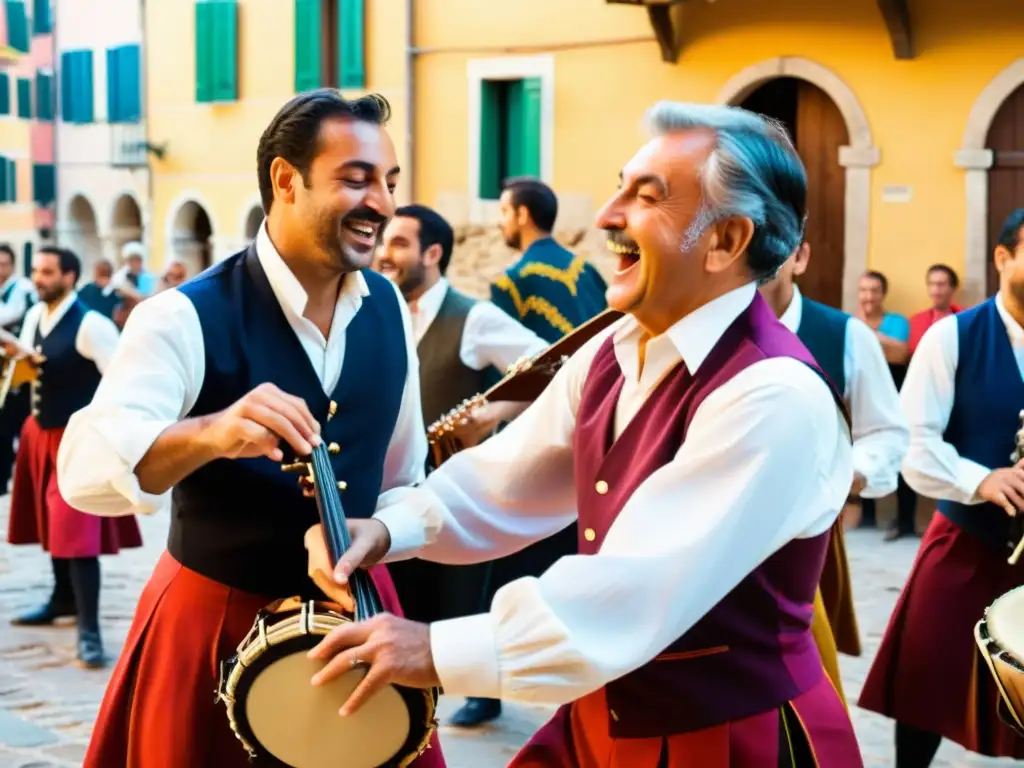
[
  {"left": 60, "top": 50, "right": 73, "bottom": 121},
  {"left": 210, "top": 0, "right": 238, "bottom": 101},
  {"left": 74, "top": 50, "right": 93, "bottom": 123},
  {"left": 337, "top": 0, "right": 365, "bottom": 89},
  {"left": 34, "top": 71, "right": 51, "bottom": 120},
  {"left": 0, "top": 73, "right": 10, "bottom": 116},
  {"left": 479, "top": 80, "right": 502, "bottom": 200},
  {"left": 32, "top": 163, "right": 53, "bottom": 205},
  {"left": 507, "top": 77, "right": 541, "bottom": 178},
  {"left": 16, "top": 77, "right": 30, "bottom": 118},
  {"left": 106, "top": 47, "right": 119, "bottom": 121},
  {"left": 0, "top": 158, "right": 8, "bottom": 203},
  {"left": 294, "top": 0, "right": 322, "bottom": 92},
  {"left": 22, "top": 242, "right": 30, "bottom": 277},
  {"left": 121, "top": 44, "right": 141, "bottom": 121},
  {"left": 6, "top": 1, "right": 28, "bottom": 52},
  {"left": 195, "top": 1, "right": 214, "bottom": 102},
  {"left": 7, "top": 158, "right": 17, "bottom": 203},
  {"left": 31, "top": 0, "right": 50, "bottom": 34}
]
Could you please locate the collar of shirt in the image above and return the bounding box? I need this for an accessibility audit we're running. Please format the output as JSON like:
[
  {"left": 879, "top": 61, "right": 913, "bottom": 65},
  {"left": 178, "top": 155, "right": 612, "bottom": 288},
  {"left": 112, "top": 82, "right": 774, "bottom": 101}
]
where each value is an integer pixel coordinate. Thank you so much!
[
  {"left": 611, "top": 282, "right": 757, "bottom": 387},
  {"left": 777, "top": 284, "right": 804, "bottom": 333},
  {"left": 37, "top": 290, "right": 78, "bottom": 337},
  {"left": 0, "top": 276, "right": 16, "bottom": 295},
  {"left": 995, "top": 293, "right": 1024, "bottom": 349},
  {"left": 409, "top": 277, "right": 450, "bottom": 343},
  {"left": 255, "top": 222, "right": 369, "bottom": 345}
]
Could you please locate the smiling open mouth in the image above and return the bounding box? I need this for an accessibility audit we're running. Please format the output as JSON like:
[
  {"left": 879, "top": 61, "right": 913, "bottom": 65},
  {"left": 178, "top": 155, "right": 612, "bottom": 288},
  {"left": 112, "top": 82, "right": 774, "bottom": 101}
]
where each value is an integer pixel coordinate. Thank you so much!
[
  {"left": 342, "top": 219, "right": 381, "bottom": 250},
  {"left": 607, "top": 238, "right": 641, "bottom": 274}
]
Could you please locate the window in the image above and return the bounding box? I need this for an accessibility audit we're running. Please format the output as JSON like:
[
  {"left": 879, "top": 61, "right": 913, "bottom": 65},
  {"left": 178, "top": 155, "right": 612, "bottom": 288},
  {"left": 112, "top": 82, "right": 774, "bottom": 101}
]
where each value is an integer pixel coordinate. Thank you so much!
[
  {"left": 35, "top": 70, "right": 52, "bottom": 120},
  {"left": 60, "top": 49, "right": 94, "bottom": 123},
  {"left": 16, "top": 77, "right": 30, "bottom": 118},
  {"left": 0, "top": 73, "right": 10, "bottom": 116},
  {"left": 195, "top": 0, "right": 238, "bottom": 103},
  {"left": 32, "top": 0, "right": 50, "bottom": 35},
  {"left": 6, "top": 1, "right": 29, "bottom": 53},
  {"left": 478, "top": 78, "right": 542, "bottom": 200},
  {"left": 293, "top": 0, "right": 365, "bottom": 92},
  {"left": 31, "top": 162, "right": 54, "bottom": 205},
  {"left": 0, "top": 157, "right": 18, "bottom": 203},
  {"left": 107, "top": 44, "right": 141, "bottom": 122}
]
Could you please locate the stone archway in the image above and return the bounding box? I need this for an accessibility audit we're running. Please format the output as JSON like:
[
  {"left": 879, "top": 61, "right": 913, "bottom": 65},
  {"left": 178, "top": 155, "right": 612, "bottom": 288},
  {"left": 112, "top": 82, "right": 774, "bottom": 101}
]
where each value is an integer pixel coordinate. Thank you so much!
[
  {"left": 66, "top": 194, "right": 103, "bottom": 273},
  {"left": 109, "top": 193, "right": 143, "bottom": 264},
  {"left": 718, "top": 57, "right": 879, "bottom": 313},
  {"left": 169, "top": 199, "right": 214, "bottom": 275},
  {"left": 956, "top": 58, "right": 1024, "bottom": 304}
]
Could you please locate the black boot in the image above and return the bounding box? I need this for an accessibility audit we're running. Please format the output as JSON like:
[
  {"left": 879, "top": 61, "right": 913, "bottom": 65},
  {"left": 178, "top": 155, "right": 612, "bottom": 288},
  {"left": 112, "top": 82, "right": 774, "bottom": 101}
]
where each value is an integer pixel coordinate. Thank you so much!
[
  {"left": 70, "top": 557, "right": 106, "bottom": 669},
  {"left": 11, "top": 558, "right": 76, "bottom": 626},
  {"left": 449, "top": 697, "right": 502, "bottom": 727}
]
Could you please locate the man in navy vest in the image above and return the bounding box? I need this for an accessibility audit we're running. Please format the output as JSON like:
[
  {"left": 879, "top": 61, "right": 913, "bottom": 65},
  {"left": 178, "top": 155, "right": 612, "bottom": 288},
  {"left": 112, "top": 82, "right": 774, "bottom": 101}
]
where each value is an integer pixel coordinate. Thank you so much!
[
  {"left": 5, "top": 247, "right": 137, "bottom": 669},
  {"left": 0, "top": 242, "right": 36, "bottom": 492},
  {"left": 760, "top": 240, "right": 907, "bottom": 700},
  {"left": 309, "top": 102, "right": 862, "bottom": 767},
  {"left": 859, "top": 207, "right": 1024, "bottom": 767},
  {"left": 57, "top": 92, "right": 446, "bottom": 768}
]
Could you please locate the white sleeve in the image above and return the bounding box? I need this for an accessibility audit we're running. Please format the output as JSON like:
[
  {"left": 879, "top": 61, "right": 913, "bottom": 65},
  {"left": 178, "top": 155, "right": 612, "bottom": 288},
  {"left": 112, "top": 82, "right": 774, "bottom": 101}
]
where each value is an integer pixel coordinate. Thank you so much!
[
  {"left": 844, "top": 317, "right": 909, "bottom": 497},
  {"left": 460, "top": 301, "right": 550, "bottom": 372},
  {"left": 56, "top": 290, "right": 205, "bottom": 516},
  {"left": 422, "top": 360, "right": 852, "bottom": 704},
  {"left": 75, "top": 311, "right": 122, "bottom": 375},
  {"left": 0, "top": 281, "right": 28, "bottom": 327},
  {"left": 899, "top": 315, "right": 989, "bottom": 502}
]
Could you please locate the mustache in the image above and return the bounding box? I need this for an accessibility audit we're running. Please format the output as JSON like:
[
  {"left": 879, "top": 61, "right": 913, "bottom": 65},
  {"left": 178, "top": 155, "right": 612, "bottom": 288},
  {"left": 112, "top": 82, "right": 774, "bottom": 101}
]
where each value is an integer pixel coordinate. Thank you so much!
[
  {"left": 341, "top": 208, "right": 388, "bottom": 226},
  {"left": 604, "top": 228, "right": 638, "bottom": 249}
]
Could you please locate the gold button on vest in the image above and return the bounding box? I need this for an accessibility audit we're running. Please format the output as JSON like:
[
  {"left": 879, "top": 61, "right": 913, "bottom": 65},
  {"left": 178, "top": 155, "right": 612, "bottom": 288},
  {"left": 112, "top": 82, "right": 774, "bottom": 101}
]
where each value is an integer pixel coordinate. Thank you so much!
[
  {"left": 595, "top": 480, "right": 609, "bottom": 494},
  {"left": 584, "top": 528, "right": 597, "bottom": 542}
]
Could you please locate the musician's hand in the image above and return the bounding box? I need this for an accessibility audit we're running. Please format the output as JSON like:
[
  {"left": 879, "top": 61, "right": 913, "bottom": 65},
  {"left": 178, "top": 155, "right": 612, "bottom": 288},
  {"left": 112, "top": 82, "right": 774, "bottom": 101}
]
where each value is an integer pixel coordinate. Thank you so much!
[
  {"left": 978, "top": 462, "right": 1024, "bottom": 517},
  {"left": 307, "top": 613, "right": 440, "bottom": 716},
  {"left": 332, "top": 519, "right": 391, "bottom": 585},
  {"left": 202, "top": 382, "right": 320, "bottom": 462},
  {"left": 849, "top": 473, "right": 867, "bottom": 498}
]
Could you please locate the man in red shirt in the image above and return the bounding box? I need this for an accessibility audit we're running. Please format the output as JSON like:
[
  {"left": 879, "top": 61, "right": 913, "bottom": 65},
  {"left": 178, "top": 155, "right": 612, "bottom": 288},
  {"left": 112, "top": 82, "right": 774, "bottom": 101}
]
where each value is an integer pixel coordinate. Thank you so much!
[{"left": 908, "top": 264, "right": 962, "bottom": 356}]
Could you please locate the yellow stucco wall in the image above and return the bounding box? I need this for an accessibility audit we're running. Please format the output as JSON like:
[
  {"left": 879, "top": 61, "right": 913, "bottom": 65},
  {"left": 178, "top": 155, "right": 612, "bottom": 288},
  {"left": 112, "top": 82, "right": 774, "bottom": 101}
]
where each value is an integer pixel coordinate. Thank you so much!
[
  {"left": 411, "top": 0, "right": 1024, "bottom": 314},
  {"left": 144, "top": 0, "right": 409, "bottom": 270}
]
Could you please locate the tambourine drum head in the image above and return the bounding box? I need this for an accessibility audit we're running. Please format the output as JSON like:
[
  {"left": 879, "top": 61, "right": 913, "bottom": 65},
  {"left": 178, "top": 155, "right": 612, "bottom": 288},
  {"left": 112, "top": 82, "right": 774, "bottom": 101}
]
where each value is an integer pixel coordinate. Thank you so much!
[
  {"left": 241, "top": 641, "right": 411, "bottom": 768},
  {"left": 988, "top": 586, "right": 1024, "bottom": 658}
]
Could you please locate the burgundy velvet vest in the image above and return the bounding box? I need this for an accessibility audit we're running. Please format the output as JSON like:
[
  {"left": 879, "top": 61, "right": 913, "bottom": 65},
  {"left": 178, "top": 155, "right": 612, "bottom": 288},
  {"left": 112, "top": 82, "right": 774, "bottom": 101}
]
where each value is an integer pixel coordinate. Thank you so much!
[{"left": 573, "top": 292, "right": 848, "bottom": 738}]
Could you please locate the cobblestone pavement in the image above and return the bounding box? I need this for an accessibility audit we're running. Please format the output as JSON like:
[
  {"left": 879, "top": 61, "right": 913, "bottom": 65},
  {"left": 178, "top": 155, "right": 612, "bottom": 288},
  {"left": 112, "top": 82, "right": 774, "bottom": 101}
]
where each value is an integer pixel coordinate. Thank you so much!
[{"left": 0, "top": 499, "right": 1019, "bottom": 767}]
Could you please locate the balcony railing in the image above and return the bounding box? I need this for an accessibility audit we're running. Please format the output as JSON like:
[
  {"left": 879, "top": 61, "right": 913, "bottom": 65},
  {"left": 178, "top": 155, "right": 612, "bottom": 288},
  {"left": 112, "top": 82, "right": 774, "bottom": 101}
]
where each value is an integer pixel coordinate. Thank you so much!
[{"left": 110, "top": 122, "right": 148, "bottom": 168}]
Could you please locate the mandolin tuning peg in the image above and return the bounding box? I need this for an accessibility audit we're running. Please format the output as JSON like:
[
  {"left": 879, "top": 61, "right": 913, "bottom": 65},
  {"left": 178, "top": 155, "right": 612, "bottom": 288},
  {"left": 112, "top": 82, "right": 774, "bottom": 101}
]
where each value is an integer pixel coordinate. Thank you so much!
[
  {"left": 337, "top": 481, "right": 347, "bottom": 491},
  {"left": 281, "top": 461, "right": 309, "bottom": 474}
]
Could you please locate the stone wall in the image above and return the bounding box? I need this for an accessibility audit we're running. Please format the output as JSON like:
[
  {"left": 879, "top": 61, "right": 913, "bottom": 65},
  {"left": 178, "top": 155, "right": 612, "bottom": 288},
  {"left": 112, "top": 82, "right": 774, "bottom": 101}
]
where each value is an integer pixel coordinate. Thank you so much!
[{"left": 445, "top": 225, "right": 617, "bottom": 299}]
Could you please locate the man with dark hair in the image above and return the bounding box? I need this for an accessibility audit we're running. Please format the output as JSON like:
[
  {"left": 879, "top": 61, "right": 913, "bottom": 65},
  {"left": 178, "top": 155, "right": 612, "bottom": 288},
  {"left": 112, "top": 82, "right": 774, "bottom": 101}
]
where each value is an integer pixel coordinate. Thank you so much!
[
  {"left": 856, "top": 270, "right": 910, "bottom": 365},
  {"left": 5, "top": 246, "right": 135, "bottom": 670},
  {"left": 908, "top": 264, "right": 962, "bottom": 357},
  {"left": 57, "top": 90, "right": 445, "bottom": 767},
  {"left": 859, "top": 207, "right": 1024, "bottom": 766},
  {"left": 493, "top": 176, "right": 608, "bottom": 344},
  {"left": 760, "top": 239, "right": 907, "bottom": 701},
  {"left": 311, "top": 102, "right": 861, "bottom": 766},
  {"left": 77, "top": 259, "right": 120, "bottom": 319},
  {"left": 376, "top": 203, "right": 545, "bottom": 631},
  {"left": 0, "top": 242, "right": 36, "bottom": 491}
]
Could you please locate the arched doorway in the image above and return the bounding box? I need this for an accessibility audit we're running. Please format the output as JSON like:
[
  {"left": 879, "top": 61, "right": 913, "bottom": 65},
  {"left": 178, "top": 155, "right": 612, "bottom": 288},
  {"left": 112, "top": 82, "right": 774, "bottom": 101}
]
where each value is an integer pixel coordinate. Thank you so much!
[
  {"left": 66, "top": 194, "right": 102, "bottom": 273},
  {"left": 170, "top": 200, "right": 214, "bottom": 275},
  {"left": 986, "top": 82, "right": 1024, "bottom": 297},
  {"left": 243, "top": 205, "right": 264, "bottom": 241},
  {"left": 738, "top": 78, "right": 849, "bottom": 308},
  {"left": 110, "top": 193, "right": 143, "bottom": 263}
]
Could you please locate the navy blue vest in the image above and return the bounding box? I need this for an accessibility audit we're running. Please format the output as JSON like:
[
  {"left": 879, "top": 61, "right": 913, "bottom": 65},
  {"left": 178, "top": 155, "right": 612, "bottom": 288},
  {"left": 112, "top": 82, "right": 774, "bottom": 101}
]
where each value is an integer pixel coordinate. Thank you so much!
[
  {"left": 795, "top": 296, "right": 848, "bottom": 397},
  {"left": 32, "top": 300, "right": 102, "bottom": 429},
  {"left": 169, "top": 247, "right": 408, "bottom": 597},
  {"left": 936, "top": 298, "right": 1024, "bottom": 550}
]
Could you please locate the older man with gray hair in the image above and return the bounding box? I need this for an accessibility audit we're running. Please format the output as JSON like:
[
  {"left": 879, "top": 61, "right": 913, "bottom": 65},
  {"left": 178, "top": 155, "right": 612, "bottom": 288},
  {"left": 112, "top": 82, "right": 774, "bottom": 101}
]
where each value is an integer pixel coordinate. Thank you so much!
[{"left": 309, "top": 102, "right": 862, "bottom": 767}]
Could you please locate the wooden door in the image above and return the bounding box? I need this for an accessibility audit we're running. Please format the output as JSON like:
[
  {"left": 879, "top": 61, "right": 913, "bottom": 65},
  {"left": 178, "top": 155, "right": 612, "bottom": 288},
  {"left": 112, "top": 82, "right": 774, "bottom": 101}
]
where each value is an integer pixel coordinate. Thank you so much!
[
  {"left": 987, "top": 83, "right": 1024, "bottom": 297},
  {"left": 795, "top": 81, "right": 849, "bottom": 309}
]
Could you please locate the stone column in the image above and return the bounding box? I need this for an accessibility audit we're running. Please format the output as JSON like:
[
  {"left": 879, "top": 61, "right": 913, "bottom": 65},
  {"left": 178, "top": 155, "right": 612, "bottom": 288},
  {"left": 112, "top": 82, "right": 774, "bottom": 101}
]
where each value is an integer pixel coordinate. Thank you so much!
[
  {"left": 838, "top": 145, "right": 881, "bottom": 314},
  {"left": 954, "top": 148, "right": 994, "bottom": 305}
]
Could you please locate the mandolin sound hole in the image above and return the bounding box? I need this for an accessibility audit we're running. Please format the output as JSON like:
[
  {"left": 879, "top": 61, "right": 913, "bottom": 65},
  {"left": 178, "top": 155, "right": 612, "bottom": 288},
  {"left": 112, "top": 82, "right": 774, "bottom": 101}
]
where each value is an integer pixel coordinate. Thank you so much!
[{"left": 245, "top": 650, "right": 410, "bottom": 768}]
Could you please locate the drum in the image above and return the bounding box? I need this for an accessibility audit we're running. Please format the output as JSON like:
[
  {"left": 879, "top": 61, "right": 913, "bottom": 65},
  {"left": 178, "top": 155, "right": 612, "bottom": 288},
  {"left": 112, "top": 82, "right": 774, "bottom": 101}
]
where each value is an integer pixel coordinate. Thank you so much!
[
  {"left": 217, "top": 596, "right": 438, "bottom": 767},
  {"left": 975, "top": 585, "right": 1024, "bottom": 737}
]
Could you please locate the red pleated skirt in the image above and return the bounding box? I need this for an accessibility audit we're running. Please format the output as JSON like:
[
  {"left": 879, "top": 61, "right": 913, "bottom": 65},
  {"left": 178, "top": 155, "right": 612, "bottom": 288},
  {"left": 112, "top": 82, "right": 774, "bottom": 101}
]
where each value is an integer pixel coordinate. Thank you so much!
[
  {"left": 6, "top": 416, "right": 142, "bottom": 558},
  {"left": 510, "top": 672, "right": 861, "bottom": 767},
  {"left": 83, "top": 552, "right": 446, "bottom": 768},
  {"left": 858, "top": 513, "right": 1024, "bottom": 758}
]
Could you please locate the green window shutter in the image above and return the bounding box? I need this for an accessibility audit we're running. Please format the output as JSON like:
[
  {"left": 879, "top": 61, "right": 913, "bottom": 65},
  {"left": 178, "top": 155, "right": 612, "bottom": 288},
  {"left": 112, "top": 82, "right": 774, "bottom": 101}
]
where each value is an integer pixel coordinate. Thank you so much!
[
  {"left": 505, "top": 78, "right": 542, "bottom": 179},
  {"left": 195, "top": 1, "right": 214, "bottom": 102},
  {"left": 6, "top": 1, "right": 28, "bottom": 52},
  {"left": 21, "top": 242, "right": 30, "bottom": 277},
  {"left": 478, "top": 80, "right": 502, "bottom": 200},
  {"left": 294, "top": 0, "right": 322, "bottom": 92},
  {"left": 16, "top": 77, "right": 30, "bottom": 118},
  {"left": 120, "top": 44, "right": 141, "bottom": 121},
  {"left": 7, "top": 158, "right": 17, "bottom": 203},
  {"left": 60, "top": 50, "right": 73, "bottom": 121},
  {"left": 32, "top": 0, "right": 50, "bottom": 35},
  {"left": 106, "top": 47, "right": 119, "bottom": 121},
  {"left": 31, "top": 163, "right": 53, "bottom": 205},
  {"left": 0, "top": 73, "right": 10, "bottom": 116},
  {"left": 0, "top": 158, "right": 8, "bottom": 203},
  {"left": 211, "top": 0, "right": 238, "bottom": 101},
  {"left": 34, "top": 71, "right": 51, "bottom": 120},
  {"left": 74, "top": 50, "right": 93, "bottom": 123},
  {"left": 337, "top": 0, "right": 365, "bottom": 89}
]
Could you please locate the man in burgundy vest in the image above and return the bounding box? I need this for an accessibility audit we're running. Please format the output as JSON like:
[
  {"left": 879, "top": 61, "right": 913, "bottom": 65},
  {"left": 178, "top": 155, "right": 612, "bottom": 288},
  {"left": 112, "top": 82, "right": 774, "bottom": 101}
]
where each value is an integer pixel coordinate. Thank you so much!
[{"left": 309, "top": 102, "right": 863, "bottom": 767}]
